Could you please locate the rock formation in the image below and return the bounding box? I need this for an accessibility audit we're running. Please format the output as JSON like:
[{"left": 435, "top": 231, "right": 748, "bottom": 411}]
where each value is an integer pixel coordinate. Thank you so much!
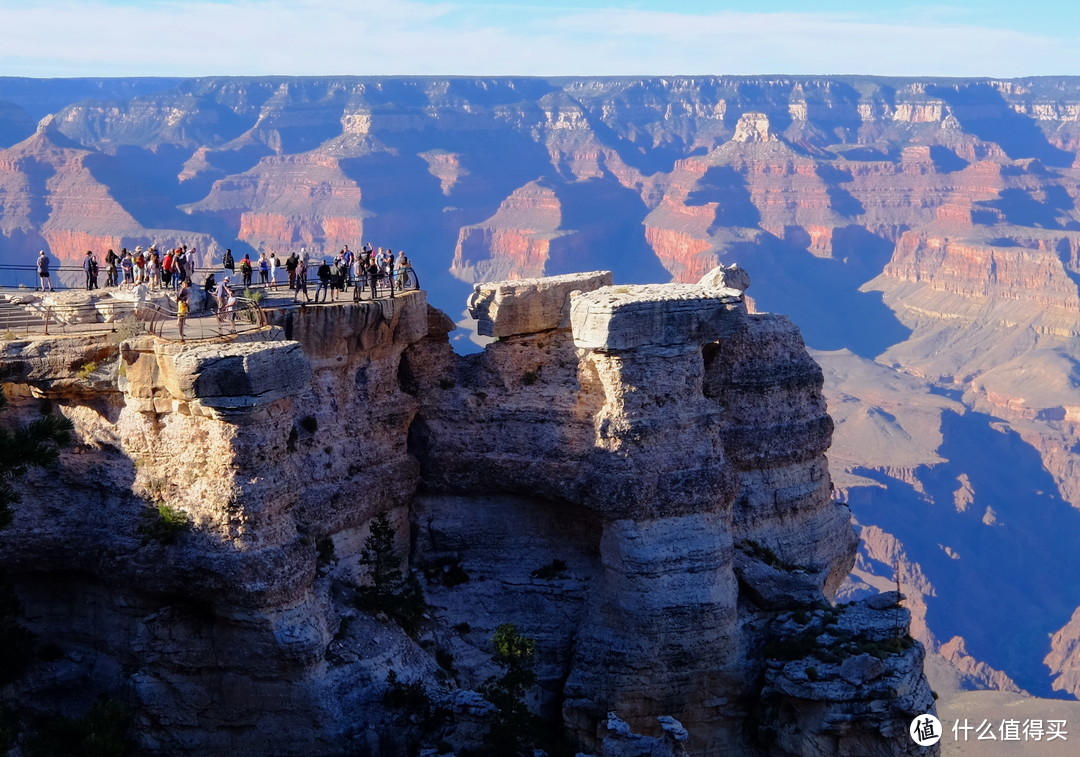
[{"left": 0, "top": 273, "right": 934, "bottom": 755}]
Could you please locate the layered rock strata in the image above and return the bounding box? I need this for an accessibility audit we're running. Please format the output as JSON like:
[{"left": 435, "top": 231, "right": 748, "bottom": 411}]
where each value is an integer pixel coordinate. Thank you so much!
[{"left": 0, "top": 273, "right": 931, "bottom": 755}]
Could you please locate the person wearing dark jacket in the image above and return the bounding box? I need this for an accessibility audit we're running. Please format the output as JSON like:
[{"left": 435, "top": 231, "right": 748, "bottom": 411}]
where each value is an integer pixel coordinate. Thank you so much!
[{"left": 315, "top": 260, "right": 332, "bottom": 303}]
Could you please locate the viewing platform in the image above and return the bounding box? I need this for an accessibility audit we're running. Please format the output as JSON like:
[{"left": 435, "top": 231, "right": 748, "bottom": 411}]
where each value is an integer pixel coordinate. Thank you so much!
[{"left": 0, "top": 268, "right": 420, "bottom": 344}]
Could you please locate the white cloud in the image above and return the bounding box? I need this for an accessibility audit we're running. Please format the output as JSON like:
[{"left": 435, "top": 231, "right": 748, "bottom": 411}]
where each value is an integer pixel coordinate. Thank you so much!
[{"left": 0, "top": 0, "right": 1073, "bottom": 77}]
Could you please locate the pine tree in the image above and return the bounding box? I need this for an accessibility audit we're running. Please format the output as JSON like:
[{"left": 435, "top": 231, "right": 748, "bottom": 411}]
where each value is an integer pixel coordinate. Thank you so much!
[
  {"left": 356, "top": 513, "right": 425, "bottom": 635},
  {"left": 483, "top": 623, "right": 541, "bottom": 755}
]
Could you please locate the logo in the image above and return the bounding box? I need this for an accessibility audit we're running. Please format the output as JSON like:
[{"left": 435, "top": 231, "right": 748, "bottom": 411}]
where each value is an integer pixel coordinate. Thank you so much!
[{"left": 911, "top": 714, "right": 942, "bottom": 746}]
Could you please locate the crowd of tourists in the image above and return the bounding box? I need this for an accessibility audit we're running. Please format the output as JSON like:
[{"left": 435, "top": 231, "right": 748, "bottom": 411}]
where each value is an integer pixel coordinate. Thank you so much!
[{"left": 34, "top": 243, "right": 417, "bottom": 342}]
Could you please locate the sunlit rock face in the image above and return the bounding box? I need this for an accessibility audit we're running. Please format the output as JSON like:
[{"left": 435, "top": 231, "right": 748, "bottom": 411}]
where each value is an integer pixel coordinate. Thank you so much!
[{"left": 0, "top": 272, "right": 930, "bottom": 755}]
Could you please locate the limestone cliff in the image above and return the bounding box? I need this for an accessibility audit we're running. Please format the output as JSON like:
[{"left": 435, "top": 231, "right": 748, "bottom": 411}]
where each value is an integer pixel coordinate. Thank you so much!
[{"left": 0, "top": 272, "right": 933, "bottom": 756}]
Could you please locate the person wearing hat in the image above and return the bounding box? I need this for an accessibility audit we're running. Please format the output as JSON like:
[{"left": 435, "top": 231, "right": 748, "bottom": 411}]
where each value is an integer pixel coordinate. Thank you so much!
[
  {"left": 215, "top": 276, "right": 234, "bottom": 325},
  {"left": 133, "top": 246, "right": 146, "bottom": 285}
]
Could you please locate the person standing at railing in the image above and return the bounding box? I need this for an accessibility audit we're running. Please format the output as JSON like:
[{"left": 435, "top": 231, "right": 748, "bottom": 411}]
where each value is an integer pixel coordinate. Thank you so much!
[
  {"left": 162, "top": 249, "right": 174, "bottom": 290},
  {"left": 258, "top": 253, "right": 269, "bottom": 287},
  {"left": 222, "top": 248, "right": 235, "bottom": 274},
  {"left": 36, "top": 250, "right": 54, "bottom": 292},
  {"left": 351, "top": 252, "right": 366, "bottom": 301},
  {"left": 216, "top": 276, "right": 234, "bottom": 324},
  {"left": 315, "top": 259, "right": 332, "bottom": 303},
  {"left": 176, "top": 279, "right": 191, "bottom": 343},
  {"left": 133, "top": 247, "right": 146, "bottom": 285},
  {"left": 240, "top": 254, "right": 253, "bottom": 288},
  {"left": 105, "top": 249, "right": 118, "bottom": 287},
  {"left": 175, "top": 246, "right": 189, "bottom": 289},
  {"left": 342, "top": 246, "right": 354, "bottom": 290},
  {"left": 395, "top": 251, "right": 412, "bottom": 289},
  {"left": 120, "top": 250, "right": 134, "bottom": 288},
  {"left": 148, "top": 248, "right": 162, "bottom": 291},
  {"left": 83, "top": 251, "right": 95, "bottom": 290},
  {"left": 286, "top": 252, "right": 298, "bottom": 290},
  {"left": 293, "top": 258, "right": 311, "bottom": 303},
  {"left": 383, "top": 251, "right": 395, "bottom": 298},
  {"left": 269, "top": 253, "right": 280, "bottom": 290},
  {"left": 366, "top": 259, "right": 380, "bottom": 301},
  {"left": 203, "top": 272, "right": 216, "bottom": 312}
]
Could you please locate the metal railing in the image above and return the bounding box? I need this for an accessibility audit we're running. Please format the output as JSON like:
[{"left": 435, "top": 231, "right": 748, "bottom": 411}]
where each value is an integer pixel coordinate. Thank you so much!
[
  {"left": 0, "top": 292, "right": 272, "bottom": 343},
  {"left": 0, "top": 263, "right": 421, "bottom": 295},
  {"left": 144, "top": 296, "right": 273, "bottom": 342}
]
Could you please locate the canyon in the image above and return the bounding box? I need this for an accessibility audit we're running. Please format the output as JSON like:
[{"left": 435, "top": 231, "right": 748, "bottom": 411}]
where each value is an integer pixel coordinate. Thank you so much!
[{"left": 0, "top": 74, "right": 1078, "bottom": 716}]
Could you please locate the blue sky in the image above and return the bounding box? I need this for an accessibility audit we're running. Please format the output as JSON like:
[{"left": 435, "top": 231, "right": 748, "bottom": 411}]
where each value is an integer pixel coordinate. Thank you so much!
[{"left": 1, "top": 0, "right": 1077, "bottom": 78}]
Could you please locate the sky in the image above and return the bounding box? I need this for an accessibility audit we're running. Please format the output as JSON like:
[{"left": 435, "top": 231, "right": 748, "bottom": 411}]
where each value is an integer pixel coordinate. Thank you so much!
[{"left": 0, "top": 0, "right": 1077, "bottom": 79}]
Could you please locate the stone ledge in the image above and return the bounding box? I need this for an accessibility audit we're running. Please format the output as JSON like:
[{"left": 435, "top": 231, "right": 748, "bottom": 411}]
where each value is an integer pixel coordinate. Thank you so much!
[
  {"left": 570, "top": 284, "right": 745, "bottom": 351},
  {"left": 467, "top": 271, "right": 612, "bottom": 338}
]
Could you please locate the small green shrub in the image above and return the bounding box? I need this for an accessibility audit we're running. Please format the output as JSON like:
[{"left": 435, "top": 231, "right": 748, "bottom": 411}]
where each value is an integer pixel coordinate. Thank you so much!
[
  {"left": 75, "top": 361, "right": 98, "bottom": 380},
  {"left": 382, "top": 670, "right": 448, "bottom": 735},
  {"left": 738, "top": 539, "right": 809, "bottom": 572},
  {"left": 531, "top": 559, "right": 568, "bottom": 581},
  {"left": 108, "top": 314, "right": 141, "bottom": 345},
  {"left": 140, "top": 503, "right": 192, "bottom": 545},
  {"left": 243, "top": 288, "right": 264, "bottom": 303}
]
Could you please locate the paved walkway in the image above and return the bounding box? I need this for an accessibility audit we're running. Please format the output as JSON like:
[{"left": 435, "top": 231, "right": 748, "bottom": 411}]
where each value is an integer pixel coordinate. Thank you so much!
[{"left": 0, "top": 281, "right": 420, "bottom": 344}]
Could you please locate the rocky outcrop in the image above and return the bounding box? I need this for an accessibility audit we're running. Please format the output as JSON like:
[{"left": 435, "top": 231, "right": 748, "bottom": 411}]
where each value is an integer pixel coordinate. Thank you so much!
[
  {"left": 0, "top": 273, "right": 931, "bottom": 755},
  {"left": 409, "top": 272, "right": 920, "bottom": 755}
]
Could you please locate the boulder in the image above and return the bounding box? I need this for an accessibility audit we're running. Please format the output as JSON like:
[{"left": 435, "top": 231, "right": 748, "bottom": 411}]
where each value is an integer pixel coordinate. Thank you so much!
[
  {"left": 468, "top": 271, "right": 611, "bottom": 337},
  {"left": 570, "top": 283, "right": 744, "bottom": 352},
  {"left": 698, "top": 264, "right": 751, "bottom": 293}
]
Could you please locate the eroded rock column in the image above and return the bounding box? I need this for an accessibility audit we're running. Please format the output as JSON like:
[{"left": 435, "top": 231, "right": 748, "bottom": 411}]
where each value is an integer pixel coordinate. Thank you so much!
[{"left": 563, "top": 284, "right": 749, "bottom": 754}]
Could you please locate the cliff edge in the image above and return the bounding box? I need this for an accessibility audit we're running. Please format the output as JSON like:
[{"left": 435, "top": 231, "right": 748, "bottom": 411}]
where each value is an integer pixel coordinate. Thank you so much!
[{"left": 0, "top": 273, "right": 934, "bottom": 755}]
